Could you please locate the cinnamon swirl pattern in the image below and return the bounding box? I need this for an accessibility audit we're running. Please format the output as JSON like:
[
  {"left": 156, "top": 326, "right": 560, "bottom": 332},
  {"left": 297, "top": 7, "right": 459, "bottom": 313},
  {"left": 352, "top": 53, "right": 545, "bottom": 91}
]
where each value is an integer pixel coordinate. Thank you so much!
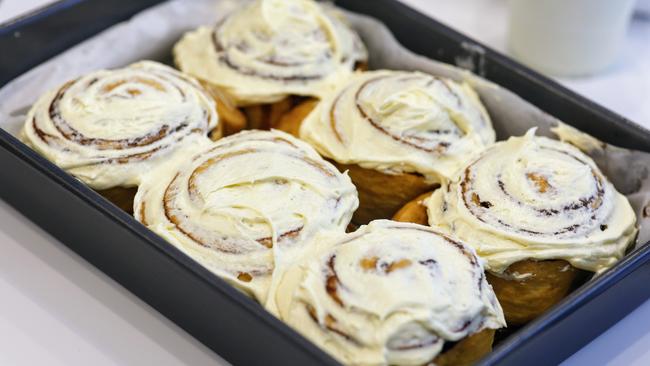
[
  {"left": 134, "top": 130, "right": 358, "bottom": 302},
  {"left": 300, "top": 70, "right": 495, "bottom": 183},
  {"left": 21, "top": 61, "right": 218, "bottom": 190},
  {"left": 426, "top": 130, "right": 638, "bottom": 274},
  {"left": 173, "top": 0, "right": 367, "bottom": 105},
  {"left": 273, "top": 220, "right": 505, "bottom": 366}
]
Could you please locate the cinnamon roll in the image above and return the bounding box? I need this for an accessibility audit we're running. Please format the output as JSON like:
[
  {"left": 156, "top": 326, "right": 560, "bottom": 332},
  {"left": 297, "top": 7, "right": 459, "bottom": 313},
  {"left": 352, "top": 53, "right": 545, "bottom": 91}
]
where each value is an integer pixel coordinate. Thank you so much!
[
  {"left": 273, "top": 220, "right": 505, "bottom": 366},
  {"left": 173, "top": 0, "right": 367, "bottom": 135},
  {"left": 21, "top": 61, "right": 219, "bottom": 213},
  {"left": 300, "top": 70, "right": 495, "bottom": 223},
  {"left": 134, "top": 130, "right": 358, "bottom": 302},
  {"left": 418, "top": 130, "right": 638, "bottom": 325}
]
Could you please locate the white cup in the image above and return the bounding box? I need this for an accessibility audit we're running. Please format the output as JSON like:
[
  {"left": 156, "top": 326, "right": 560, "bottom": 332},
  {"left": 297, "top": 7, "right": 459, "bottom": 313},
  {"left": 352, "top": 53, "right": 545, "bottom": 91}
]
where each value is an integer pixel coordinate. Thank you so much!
[{"left": 508, "top": 0, "right": 637, "bottom": 77}]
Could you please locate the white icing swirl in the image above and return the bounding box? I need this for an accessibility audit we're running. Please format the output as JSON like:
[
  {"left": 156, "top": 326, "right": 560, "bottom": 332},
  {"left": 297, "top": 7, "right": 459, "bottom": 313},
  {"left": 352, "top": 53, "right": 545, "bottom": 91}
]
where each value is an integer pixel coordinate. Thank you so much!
[
  {"left": 273, "top": 220, "right": 505, "bottom": 366},
  {"left": 426, "top": 130, "right": 638, "bottom": 273},
  {"left": 300, "top": 70, "right": 495, "bottom": 182},
  {"left": 173, "top": 0, "right": 367, "bottom": 105},
  {"left": 134, "top": 130, "right": 358, "bottom": 302},
  {"left": 21, "top": 60, "right": 218, "bottom": 190}
]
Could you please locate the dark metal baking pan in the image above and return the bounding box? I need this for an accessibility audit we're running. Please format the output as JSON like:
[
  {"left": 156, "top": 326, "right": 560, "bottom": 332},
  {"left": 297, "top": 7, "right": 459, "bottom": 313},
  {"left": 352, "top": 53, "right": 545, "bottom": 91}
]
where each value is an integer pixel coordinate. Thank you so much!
[{"left": 1, "top": 1, "right": 649, "bottom": 365}]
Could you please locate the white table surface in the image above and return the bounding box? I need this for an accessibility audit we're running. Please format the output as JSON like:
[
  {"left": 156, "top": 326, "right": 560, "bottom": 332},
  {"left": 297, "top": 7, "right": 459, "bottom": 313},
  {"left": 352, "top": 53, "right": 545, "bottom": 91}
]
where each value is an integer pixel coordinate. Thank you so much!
[{"left": 1, "top": 0, "right": 649, "bottom": 365}]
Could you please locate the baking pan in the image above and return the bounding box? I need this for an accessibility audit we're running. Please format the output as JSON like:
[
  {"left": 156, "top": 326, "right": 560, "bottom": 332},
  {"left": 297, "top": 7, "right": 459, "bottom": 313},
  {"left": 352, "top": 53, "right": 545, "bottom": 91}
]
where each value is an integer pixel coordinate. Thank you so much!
[{"left": 1, "top": 1, "right": 649, "bottom": 365}]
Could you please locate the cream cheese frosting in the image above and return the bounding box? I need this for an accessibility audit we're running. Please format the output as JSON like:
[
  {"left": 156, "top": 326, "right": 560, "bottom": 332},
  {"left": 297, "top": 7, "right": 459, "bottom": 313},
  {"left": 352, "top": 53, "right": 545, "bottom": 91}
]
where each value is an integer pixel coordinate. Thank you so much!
[
  {"left": 21, "top": 60, "right": 218, "bottom": 190},
  {"left": 426, "top": 130, "right": 638, "bottom": 274},
  {"left": 299, "top": 70, "right": 495, "bottom": 183},
  {"left": 273, "top": 220, "right": 505, "bottom": 366},
  {"left": 173, "top": 0, "right": 367, "bottom": 106},
  {"left": 134, "top": 130, "right": 358, "bottom": 302}
]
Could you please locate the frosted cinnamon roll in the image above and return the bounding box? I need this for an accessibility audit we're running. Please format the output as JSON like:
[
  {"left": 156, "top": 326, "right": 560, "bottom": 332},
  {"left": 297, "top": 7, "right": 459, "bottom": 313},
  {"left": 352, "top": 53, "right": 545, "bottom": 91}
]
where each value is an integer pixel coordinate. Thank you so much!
[
  {"left": 418, "top": 130, "right": 638, "bottom": 324},
  {"left": 300, "top": 70, "right": 495, "bottom": 223},
  {"left": 173, "top": 0, "right": 367, "bottom": 134},
  {"left": 273, "top": 220, "right": 505, "bottom": 366},
  {"left": 21, "top": 61, "right": 219, "bottom": 212},
  {"left": 134, "top": 130, "right": 358, "bottom": 302}
]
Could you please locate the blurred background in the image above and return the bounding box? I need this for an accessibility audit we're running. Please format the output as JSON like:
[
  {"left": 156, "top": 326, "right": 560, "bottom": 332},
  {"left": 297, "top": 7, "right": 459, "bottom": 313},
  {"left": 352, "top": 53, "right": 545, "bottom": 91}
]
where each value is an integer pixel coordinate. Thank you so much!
[{"left": 398, "top": 0, "right": 650, "bottom": 128}]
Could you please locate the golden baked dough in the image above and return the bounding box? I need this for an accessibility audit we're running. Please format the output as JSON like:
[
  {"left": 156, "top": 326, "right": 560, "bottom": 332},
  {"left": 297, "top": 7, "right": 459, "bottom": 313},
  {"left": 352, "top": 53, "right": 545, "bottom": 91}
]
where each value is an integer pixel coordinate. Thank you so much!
[
  {"left": 337, "top": 163, "right": 436, "bottom": 224},
  {"left": 355, "top": 61, "right": 369, "bottom": 71},
  {"left": 242, "top": 104, "right": 267, "bottom": 130},
  {"left": 274, "top": 99, "right": 319, "bottom": 138},
  {"left": 434, "top": 328, "right": 495, "bottom": 366},
  {"left": 392, "top": 191, "right": 433, "bottom": 225},
  {"left": 97, "top": 186, "right": 138, "bottom": 214},
  {"left": 486, "top": 260, "right": 578, "bottom": 326},
  {"left": 199, "top": 80, "right": 246, "bottom": 137},
  {"left": 241, "top": 97, "right": 298, "bottom": 130},
  {"left": 198, "top": 85, "right": 317, "bottom": 137},
  {"left": 268, "top": 97, "right": 294, "bottom": 128}
]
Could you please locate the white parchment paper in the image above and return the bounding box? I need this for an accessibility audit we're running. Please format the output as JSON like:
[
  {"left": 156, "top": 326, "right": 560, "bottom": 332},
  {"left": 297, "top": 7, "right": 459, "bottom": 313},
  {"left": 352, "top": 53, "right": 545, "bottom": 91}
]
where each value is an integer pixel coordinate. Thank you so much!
[{"left": 0, "top": 0, "right": 648, "bottom": 247}]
